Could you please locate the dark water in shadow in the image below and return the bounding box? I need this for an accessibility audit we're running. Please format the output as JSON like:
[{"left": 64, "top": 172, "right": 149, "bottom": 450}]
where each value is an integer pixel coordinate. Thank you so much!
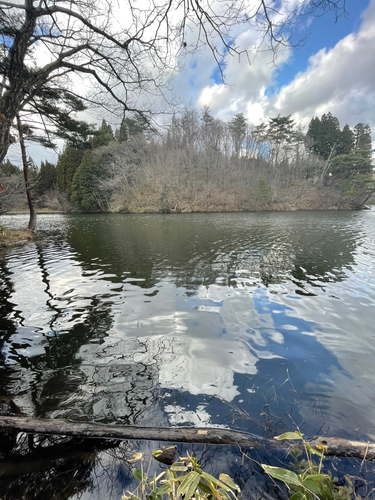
[{"left": 1, "top": 211, "right": 375, "bottom": 498}]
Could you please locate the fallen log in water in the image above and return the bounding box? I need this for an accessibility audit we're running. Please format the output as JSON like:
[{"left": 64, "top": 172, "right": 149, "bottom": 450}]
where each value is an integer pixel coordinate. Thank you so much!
[{"left": 0, "top": 416, "right": 374, "bottom": 460}]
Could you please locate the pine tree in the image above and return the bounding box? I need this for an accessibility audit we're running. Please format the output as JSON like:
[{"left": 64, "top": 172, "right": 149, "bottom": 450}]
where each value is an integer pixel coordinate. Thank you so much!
[
  {"left": 306, "top": 117, "right": 322, "bottom": 156},
  {"left": 267, "top": 115, "right": 295, "bottom": 144},
  {"left": 71, "top": 150, "right": 104, "bottom": 211},
  {"left": 92, "top": 120, "right": 115, "bottom": 148},
  {"left": 0, "top": 160, "right": 21, "bottom": 177},
  {"left": 267, "top": 115, "right": 295, "bottom": 167},
  {"left": 319, "top": 112, "right": 341, "bottom": 159},
  {"left": 330, "top": 124, "right": 372, "bottom": 178},
  {"left": 118, "top": 116, "right": 147, "bottom": 142},
  {"left": 336, "top": 124, "right": 354, "bottom": 156},
  {"left": 56, "top": 144, "right": 89, "bottom": 196},
  {"left": 35, "top": 160, "right": 57, "bottom": 196},
  {"left": 201, "top": 106, "right": 214, "bottom": 126},
  {"left": 229, "top": 113, "right": 247, "bottom": 156},
  {"left": 354, "top": 124, "right": 372, "bottom": 158}
]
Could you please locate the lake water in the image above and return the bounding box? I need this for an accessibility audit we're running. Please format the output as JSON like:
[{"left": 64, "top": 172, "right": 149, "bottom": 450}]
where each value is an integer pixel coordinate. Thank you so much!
[{"left": 1, "top": 211, "right": 375, "bottom": 497}]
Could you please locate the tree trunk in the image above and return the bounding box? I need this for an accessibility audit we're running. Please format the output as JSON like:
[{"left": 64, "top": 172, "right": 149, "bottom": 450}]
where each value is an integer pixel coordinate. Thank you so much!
[
  {"left": 16, "top": 114, "right": 36, "bottom": 231},
  {"left": 321, "top": 143, "right": 337, "bottom": 181},
  {"left": 0, "top": 416, "right": 375, "bottom": 461},
  {"left": 361, "top": 185, "right": 375, "bottom": 207}
]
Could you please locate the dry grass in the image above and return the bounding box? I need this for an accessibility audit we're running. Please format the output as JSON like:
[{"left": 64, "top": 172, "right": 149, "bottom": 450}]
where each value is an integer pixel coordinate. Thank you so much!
[{"left": 0, "top": 225, "right": 34, "bottom": 247}]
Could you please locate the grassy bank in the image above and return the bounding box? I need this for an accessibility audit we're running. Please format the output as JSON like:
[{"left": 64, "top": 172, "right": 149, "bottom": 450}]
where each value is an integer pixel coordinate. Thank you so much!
[{"left": 0, "top": 225, "right": 34, "bottom": 248}]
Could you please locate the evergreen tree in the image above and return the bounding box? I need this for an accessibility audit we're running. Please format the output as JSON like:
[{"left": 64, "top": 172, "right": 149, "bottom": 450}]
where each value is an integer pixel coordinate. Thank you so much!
[
  {"left": 330, "top": 152, "right": 372, "bottom": 178},
  {"left": 336, "top": 124, "right": 354, "bottom": 156},
  {"left": 267, "top": 115, "right": 295, "bottom": 166},
  {"left": 35, "top": 160, "right": 57, "bottom": 196},
  {"left": 92, "top": 120, "right": 114, "bottom": 148},
  {"left": 307, "top": 112, "right": 341, "bottom": 160},
  {"left": 320, "top": 112, "right": 341, "bottom": 159},
  {"left": 201, "top": 106, "right": 214, "bottom": 126},
  {"left": 229, "top": 113, "right": 247, "bottom": 156},
  {"left": 56, "top": 144, "right": 90, "bottom": 196},
  {"left": 267, "top": 115, "right": 295, "bottom": 144},
  {"left": 306, "top": 117, "right": 322, "bottom": 156},
  {"left": 0, "top": 160, "right": 21, "bottom": 177},
  {"left": 71, "top": 150, "right": 104, "bottom": 211},
  {"left": 354, "top": 123, "right": 372, "bottom": 158},
  {"left": 118, "top": 116, "right": 147, "bottom": 142}
]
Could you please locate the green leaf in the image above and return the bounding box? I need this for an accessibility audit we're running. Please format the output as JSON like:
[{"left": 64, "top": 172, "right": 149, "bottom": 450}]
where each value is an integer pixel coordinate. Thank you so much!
[
  {"left": 132, "top": 469, "right": 149, "bottom": 483},
  {"left": 301, "top": 474, "right": 330, "bottom": 494},
  {"left": 261, "top": 465, "right": 303, "bottom": 488},
  {"left": 170, "top": 465, "right": 188, "bottom": 472},
  {"left": 274, "top": 432, "right": 304, "bottom": 441},
  {"left": 219, "top": 474, "right": 240, "bottom": 492},
  {"left": 218, "top": 488, "right": 233, "bottom": 500},
  {"left": 305, "top": 443, "right": 324, "bottom": 458},
  {"left": 289, "top": 492, "right": 309, "bottom": 500},
  {"left": 201, "top": 471, "right": 231, "bottom": 491},
  {"left": 152, "top": 450, "right": 163, "bottom": 457},
  {"left": 156, "top": 483, "right": 171, "bottom": 495},
  {"left": 198, "top": 480, "right": 212, "bottom": 494},
  {"left": 185, "top": 472, "right": 201, "bottom": 500}
]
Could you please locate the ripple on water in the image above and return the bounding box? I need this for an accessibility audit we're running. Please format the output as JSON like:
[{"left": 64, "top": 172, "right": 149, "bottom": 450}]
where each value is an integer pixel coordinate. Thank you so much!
[{"left": 0, "top": 211, "right": 374, "bottom": 438}]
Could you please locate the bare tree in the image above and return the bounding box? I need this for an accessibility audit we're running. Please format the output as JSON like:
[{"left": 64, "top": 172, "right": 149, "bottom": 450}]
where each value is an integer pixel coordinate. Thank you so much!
[{"left": 0, "top": 0, "right": 346, "bottom": 163}]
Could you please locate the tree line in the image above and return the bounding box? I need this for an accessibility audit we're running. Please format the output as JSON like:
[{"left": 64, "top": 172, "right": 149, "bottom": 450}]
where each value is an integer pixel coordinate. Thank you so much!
[
  {"left": 0, "top": 0, "right": 350, "bottom": 226},
  {"left": 2, "top": 109, "right": 372, "bottom": 214}
]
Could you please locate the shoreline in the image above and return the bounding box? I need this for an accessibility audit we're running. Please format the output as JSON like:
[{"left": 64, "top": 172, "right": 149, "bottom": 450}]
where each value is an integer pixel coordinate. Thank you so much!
[
  {"left": 1, "top": 205, "right": 373, "bottom": 216},
  {"left": 0, "top": 226, "right": 35, "bottom": 248}
]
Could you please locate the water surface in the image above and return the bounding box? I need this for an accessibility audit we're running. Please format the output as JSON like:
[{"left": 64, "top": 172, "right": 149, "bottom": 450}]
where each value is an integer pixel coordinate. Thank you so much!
[{"left": 0, "top": 211, "right": 375, "bottom": 497}]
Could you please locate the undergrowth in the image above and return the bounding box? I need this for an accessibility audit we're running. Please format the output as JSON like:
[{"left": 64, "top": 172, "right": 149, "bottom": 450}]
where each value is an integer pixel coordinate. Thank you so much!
[
  {"left": 122, "top": 451, "right": 240, "bottom": 500},
  {"left": 261, "top": 431, "right": 362, "bottom": 500}
]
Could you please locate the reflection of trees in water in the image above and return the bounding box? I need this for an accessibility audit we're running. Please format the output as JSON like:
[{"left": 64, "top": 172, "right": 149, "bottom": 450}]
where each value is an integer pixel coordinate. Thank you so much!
[
  {"left": 0, "top": 245, "right": 162, "bottom": 426},
  {"left": 0, "top": 434, "right": 274, "bottom": 500},
  {"left": 66, "top": 214, "right": 359, "bottom": 293},
  {"left": 0, "top": 433, "right": 125, "bottom": 500},
  {"left": 1, "top": 433, "right": 375, "bottom": 500},
  {"left": 0, "top": 220, "right": 359, "bottom": 430}
]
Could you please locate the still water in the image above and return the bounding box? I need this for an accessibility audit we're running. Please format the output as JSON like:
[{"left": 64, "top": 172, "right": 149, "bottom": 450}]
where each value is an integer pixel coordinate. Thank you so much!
[{"left": 0, "top": 211, "right": 375, "bottom": 497}]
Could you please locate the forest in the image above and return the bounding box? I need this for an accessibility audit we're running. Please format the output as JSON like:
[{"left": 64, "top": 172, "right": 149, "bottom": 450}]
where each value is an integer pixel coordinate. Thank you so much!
[{"left": 0, "top": 109, "right": 374, "bottom": 214}]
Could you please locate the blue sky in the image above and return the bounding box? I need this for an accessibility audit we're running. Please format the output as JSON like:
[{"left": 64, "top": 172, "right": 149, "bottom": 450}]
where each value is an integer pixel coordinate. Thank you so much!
[
  {"left": 6, "top": 0, "right": 375, "bottom": 166},
  {"left": 275, "top": 0, "right": 368, "bottom": 89},
  {"left": 171, "top": 0, "right": 375, "bottom": 136}
]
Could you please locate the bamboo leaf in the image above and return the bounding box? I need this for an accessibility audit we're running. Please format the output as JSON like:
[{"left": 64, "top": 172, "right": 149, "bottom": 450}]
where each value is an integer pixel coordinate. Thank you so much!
[
  {"left": 198, "top": 480, "right": 212, "bottom": 494},
  {"left": 177, "top": 471, "right": 199, "bottom": 498},
  {"left": 132, "top": 469, "right": 149, "bottom": 482},
  {"left": 170, "top": 465, "right": 188, "bottom": 472},
  {"left": 201, "top": 471, "right": 231, "bottom": 491},
  {"left": 274, "top": 432, "right": 304, "bottom": 441},
  {"left": 218, "top": 487, "right": 234, "bottom": 500},
  {"left": 301, "top": 474, "right": 330, "bottom": 494},
  {"left": 261, "top": 465, "right": 303, "bottom": 488},
  {"left": 289, "top": 492, "right": 308, "bottom": 500},
  {"left": 184, "top": 472, "right": 201, "bottom": 500},
  {"left": 305, "top": 443, "right": 324, "bottom": 458},
  {"left": 156, "top": 483, "right": 171, "bottom": 495},
  {"left": 152, "top": 450, "right": 163, "bottom": 457},
  {"left": 219, "top": 474, "right": 240, "bottom": 492}
]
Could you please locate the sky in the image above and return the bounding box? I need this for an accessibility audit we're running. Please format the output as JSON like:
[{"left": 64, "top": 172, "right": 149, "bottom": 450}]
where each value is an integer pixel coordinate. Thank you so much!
[
  {"left": 174, "top": 0, "right": 373, "bottom": 129},
  {"left": 5, "top": 0, "right": 374, "bottom": 166}
]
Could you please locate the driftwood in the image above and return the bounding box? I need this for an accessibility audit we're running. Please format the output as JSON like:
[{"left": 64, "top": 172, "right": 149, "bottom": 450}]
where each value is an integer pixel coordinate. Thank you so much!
[{"left": 0, "top": 416, "right": 374, "bottom": 461}]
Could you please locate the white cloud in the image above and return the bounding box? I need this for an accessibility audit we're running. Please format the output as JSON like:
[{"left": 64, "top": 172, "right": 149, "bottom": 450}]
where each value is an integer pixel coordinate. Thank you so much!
[
  {"left": 267, "top": 1, "right": 375, "bottom": 130},
  {"left": 7, "top": 0, "right": 375, "bottom": 167},
  {"left": 193, "top": 0, "right": 375, "bottom": 134}
]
